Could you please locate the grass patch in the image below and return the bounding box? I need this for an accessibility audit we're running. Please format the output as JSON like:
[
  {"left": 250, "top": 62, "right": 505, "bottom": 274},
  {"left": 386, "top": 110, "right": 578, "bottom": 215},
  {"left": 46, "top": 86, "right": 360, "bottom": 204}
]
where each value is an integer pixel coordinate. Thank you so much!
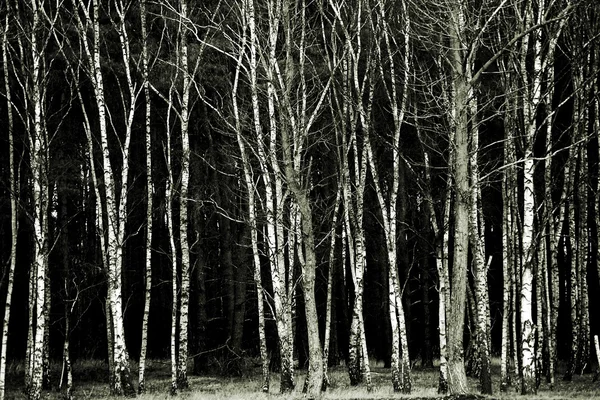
[{"left": 5, "top": 358, "right": 600, "bottom": 399}]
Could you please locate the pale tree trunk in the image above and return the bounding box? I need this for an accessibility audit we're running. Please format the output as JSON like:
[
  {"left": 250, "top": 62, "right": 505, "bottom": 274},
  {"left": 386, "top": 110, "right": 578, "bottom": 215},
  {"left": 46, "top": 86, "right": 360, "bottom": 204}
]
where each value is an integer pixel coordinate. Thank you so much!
[
  {"left": 536, "top": 1, "right": 568, "bottom": 387},
  {"left": 42, "top": 274, "right": 50, "bottom": 391},
  {"left": 281, "top": 172, "right": 323, "bottom": 399},
  {"left": 0, "top": 12, "right": 17, "bottom": 400},
  {"left": 70, "top": 0, "right": 135, "bottom": 394},
  {"left": 277, "top": 1, "right": 330, "bottom": 394},
  {"left": 138, "top": 0, "right": 152, "bottom": 394},
  {"left": 466, "top": 63, "right": 492, "bottom": 394},
  {"left": 420, "top": 146, "right": 450, "bottom": 393},
  {"left": 575, "top": 57, "right": 591, "bottom": 375},
  {"left": 519, "top": 0, "right": 542, "bottom": 393},
  {"left": 323, "top": 0, "right": 373, "bottom": 388},
  {"left": 165, "top": 83, "right": 178, "bottom": 394},
  {"left": 416, "top": 95, "right": 452, "bottom": 392},
  {"left": 544, "top": 52, "right": 559, "bottom": 389},
  {"left": 57, "top": 186, "right": 73, "bottom": 400},
  {"left": 562, "top": 44, "right": 592, "bottom": 378},
  {"left": 565, "top": 52, "right": 592, "bottom": 378},
  {"left": 368, "top": 0, "right": 411, "bottom": 392},
  {"left": 28, "top": 2, "right": 50, "bottom": 397},
  {"left": 337, "top": 6, "right": 373, "bottom": 390},
  {"left": 500, "top": 89, "right": 518, "bottom": 391},
  {"left": 74, "top": 62, "right": 111, "bottom": 387},
  {"left": 177, "top": 0, "right": 192, "bottom": 389},
  {"left": 256, "top": 0, "right": 295, "bottom": 391},
  {"left": 564, "top": 149, "right": 579, "bottom": 381},
  {"left": 237, "top": 0, "right": 269, "bottom": 391},
  {"left": 578, "top": 141, "right": 590, "bottom": 375},
  {"left": 519, "top": 0, "right": 571, "bottom": 391},
  {"left": 13, "top": 16, "right": 36, "bottom": 389},
  {"left": 447, "top": 0, "right": 469, "bottom": 392},
  {"left": 322, "top": 187, "right": 342, "bottom": 391}
]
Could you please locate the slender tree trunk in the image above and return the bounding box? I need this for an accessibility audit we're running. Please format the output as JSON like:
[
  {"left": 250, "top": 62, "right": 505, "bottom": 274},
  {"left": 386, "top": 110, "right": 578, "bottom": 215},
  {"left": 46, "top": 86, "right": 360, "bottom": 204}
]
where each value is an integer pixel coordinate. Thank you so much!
[
  {"left": 420, "top": 143, "right": 450, "bottom": 394},
  {"left": 137, "top": 0, "right": 152, "bottom": 394},
  {"left": 0, "top": 12, "right": 18, "bottom": 399},
  {"left": 235, "top": 1, "right": 269, "bottom": 390},
  {"left": 29, "top": 3, "right": 49, "bottom": 397},
  {"left": 42, "top": 273, "right": 51, "bottom": 391},
  {"left": 576, "top": 83, "right": 590, "bottom": 376},
  {"left": 500, "top": 102, "right": 517, "bottom": 391},
  {"left": 176, "top": 0, "right": 192, "bottom": 389},
  {"left": 57, "top": 184, "right": 73, "bottom": 400},
  {"left": 323, "top": 187, "right": 342, "bottom": 391}
]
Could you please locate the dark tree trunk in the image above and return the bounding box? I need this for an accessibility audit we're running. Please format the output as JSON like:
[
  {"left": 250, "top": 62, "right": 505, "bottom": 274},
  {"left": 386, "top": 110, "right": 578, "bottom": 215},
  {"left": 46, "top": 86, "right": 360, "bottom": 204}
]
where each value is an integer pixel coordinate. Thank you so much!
[
  {"left": 193, "top": 249, "right": 209, "bottom": 375},
  {"left": 421, "top": 261, "right": 434, "bottom": 368}
]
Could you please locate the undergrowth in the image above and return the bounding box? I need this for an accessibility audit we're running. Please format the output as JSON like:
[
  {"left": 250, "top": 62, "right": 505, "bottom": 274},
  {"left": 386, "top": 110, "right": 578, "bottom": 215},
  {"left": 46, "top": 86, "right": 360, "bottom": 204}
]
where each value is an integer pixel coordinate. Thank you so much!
[{"left": 4, "top": 358, "right": 600, "bottom": 399}]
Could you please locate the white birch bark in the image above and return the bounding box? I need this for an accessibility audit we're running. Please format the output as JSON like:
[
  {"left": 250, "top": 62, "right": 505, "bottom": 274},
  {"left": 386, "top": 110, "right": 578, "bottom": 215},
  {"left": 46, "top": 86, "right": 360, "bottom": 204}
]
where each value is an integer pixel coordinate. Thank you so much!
[
  {"left": 69, "top": 0, "right": 135, "bottom": 393},
  {"left": 367, "top": 0, "right": 411, "bottom": 392},
  {"left": 138, "top": 0, "right": 152, "bottom": 393},
  {"left": 164, "top": 78, "right": 178, "bottom": 394},
  {"left": 28, "top": 2, "right": 49, "bottom": 397},
  {"left": 176, "top": 0, "right": 192, "bottom": 389},
  {"left": 419, "top": 144, "right": 450, "bottom": 393},
  {"left": 239, "top": 0, "right": 270, "bottom": 391},
  {"left": 322, "top": 187, "right": 342, "bottom": 391},
  {"left": 0, "top": 11, "right": 17, "bottom": 400},
  {"left": 247, "top": 0, "right": 295, "bottom": 391},
  {"left": 327, "top": 0, "right": 373, "bottom": 388},
  {"left": 519, "top": 0, "right": 542, "bottom": 392}
]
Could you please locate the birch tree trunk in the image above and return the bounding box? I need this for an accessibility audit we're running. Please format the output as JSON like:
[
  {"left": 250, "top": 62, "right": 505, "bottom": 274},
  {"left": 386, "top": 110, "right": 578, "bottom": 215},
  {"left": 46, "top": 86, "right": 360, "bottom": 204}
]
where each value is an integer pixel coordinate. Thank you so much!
[
  {"left": 28, "top": 2, "right": 50, "bottom": 397},
  {"left": 322, "top": 187, "right": 342, "bottom": 391},
  {"left": 447, "top": 0, "right": 469, "bottom": 392},
  {"left": 70, "top": 0, "right": 135, "bottom": 394},
  {"left": 237, "top": 0, "right": 269, "bottom": 391},
  {"left": 176, "top": 0, "right": 192, "bottom": 388},
  {"left": 368, "top": 0, "right": 411, "bottom": 391},
  {"left": 138, "top": 0, "right": 152, "bottom": 393},
  {"left": 0, "top": 11, "right": 17, "bottom": 400},
  {"left": 420, "top": 145, "right": 450, "bottom": 393}
]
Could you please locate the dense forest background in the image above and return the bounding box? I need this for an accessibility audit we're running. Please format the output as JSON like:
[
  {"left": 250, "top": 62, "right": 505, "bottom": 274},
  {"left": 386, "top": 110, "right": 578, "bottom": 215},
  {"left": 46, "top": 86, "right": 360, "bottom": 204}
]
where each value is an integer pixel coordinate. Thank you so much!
[{"left": 1, "top": 0, "right": 600, "bottom": 399}]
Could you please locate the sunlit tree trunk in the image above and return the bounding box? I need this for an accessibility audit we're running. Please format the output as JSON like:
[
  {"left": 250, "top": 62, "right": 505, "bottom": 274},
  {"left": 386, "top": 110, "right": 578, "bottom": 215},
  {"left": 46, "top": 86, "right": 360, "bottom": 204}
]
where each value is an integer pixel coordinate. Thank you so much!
[
  {"left": 331, "top": 2, "right": 373, "bottom": 388},
  {"left": 138, "top": 0, "right": 152, "bottom": 393},
  {"left": 447, "top": 0, "right": 469, "bottom": 392},
  {"left": 165, "top": 80, "right": 178, "bottom": 394},
  {"left": 518, "top": 0, "right": 542, "bottom": 392},
  {"left": 238, "top": 0, "right": 269, "bottom": 391},
  {"left": 420, "top": 145, "right": 450, "bottom": 393},
  {"left": 27, "top": 2, "right": 50, "bottom": 397},
  {"left": 0, "top": 11, "right": 18, "bottom": 400},
  {"left": 368, "top": 0, "right": 411, "bottom": 391},
  {"left": 465, "top": 63, "right": 492, "bottom": 394},
  {"left": 176, "top": 0, "right": 192, "bottom": 389},
  {"left": 322, "top": 187, "right": 342, "bottom": 391},
  {"left": 499, "top": 82, "right": 518, "bottom": 391},
  {"left": 70, "top": 0, "right": 135, "bottom": 394}
]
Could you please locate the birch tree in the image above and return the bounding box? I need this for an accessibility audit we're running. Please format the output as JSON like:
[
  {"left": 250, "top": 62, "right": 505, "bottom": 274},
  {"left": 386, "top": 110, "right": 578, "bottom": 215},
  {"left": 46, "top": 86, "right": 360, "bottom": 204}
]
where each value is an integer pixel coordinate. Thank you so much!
[
  {"left": 0, "top": 9, "right": 17, "bottom": 400},
  {"left": 230, "top": 2, "right": 270, "bottom": 390},
  {"left": 323, "top": 0, "right": 374, "bottom": 389},
  {"left": 244, "top": 0, "right": 296, "bottom": 391},
  {"left": 367, "top": 0, "right": 411, "bottom": 391},
  {"left": 68, "top": 0, "right": 136, "bottom": 394},
  {"left": 138, "top": 0, "right": 152, "bottom": 393},
  {"left": 15, "top": 1, "right": 54, "bottom": 397}
]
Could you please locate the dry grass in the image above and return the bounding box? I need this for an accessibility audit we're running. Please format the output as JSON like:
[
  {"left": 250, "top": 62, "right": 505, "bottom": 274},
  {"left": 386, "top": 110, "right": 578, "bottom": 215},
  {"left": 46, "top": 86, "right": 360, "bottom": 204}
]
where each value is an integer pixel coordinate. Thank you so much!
[{"left": 4, "top": 358, "right": 600, "bottom": 399}]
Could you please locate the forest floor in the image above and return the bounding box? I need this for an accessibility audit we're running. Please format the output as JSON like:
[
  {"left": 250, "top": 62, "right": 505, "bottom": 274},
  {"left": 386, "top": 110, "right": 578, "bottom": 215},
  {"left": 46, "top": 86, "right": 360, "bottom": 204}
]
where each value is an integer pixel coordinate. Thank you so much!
[{"left": 4, "top": 358, "right": 600, "bottom": 399}]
